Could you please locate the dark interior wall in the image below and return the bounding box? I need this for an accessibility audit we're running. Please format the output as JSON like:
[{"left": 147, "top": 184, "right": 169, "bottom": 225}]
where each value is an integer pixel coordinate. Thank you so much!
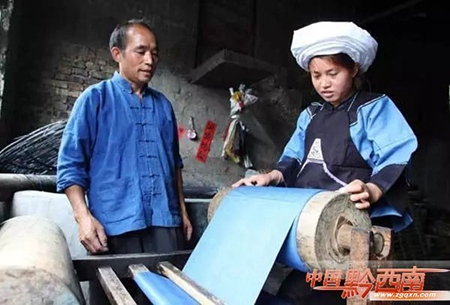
[
  {"left": 195, "top": 0, "right": 299, "bottom": 70},
  {"left": 194, "top": 0, "right": 305, "bottom": 160},
  {"left": 8, "top": 0, "right": 199, "bottom": 138},
  {"left": 0, "top": 0, "right": 14, "bottom": 145},
  {"left": 195, "top": 0, "right": 255, "bottom": 65},
  {"left": 4, "top": 0, "right": 449, "bottom": 210},
  {"left": 0, "top": 0, "right": 23, "bottom": 147},
  {"left": 281, "top": 0, "right": 450, "bottom": 212},
  {"left": 363, "top": 6, "right": 450, "bottom": 212},
  {"left": 250, "top": 0, "right": 450, "bottom": 212}
]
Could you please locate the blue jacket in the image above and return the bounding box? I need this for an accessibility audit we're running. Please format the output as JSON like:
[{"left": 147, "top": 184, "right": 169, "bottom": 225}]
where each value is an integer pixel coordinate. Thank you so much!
[
  {"left": 57, "top": 72, "right": 183, "bottom": 236},
  {"left": 278, "top": 92, "right": 418, "bottom": 232}
]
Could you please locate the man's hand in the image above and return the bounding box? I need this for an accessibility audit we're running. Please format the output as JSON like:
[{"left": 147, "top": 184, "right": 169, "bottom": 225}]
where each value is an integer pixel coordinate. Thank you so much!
[
  {"left": 175, "top": 167, "right": 193, "bottom": 242},
  {"left": 182, "top": 213, "right": 193, "bottom": 241},
  {"left": 338, "top": 180, "right": 383, "bottom": 209},
  {"left": 64, "top": 185, "right": 108, "bottom": 254},
  {"left": 232, "top": 170, "right": 283, "bottom": 188},
  {"left": 76, "top": 212, "right": 108, "bottom": 254}
]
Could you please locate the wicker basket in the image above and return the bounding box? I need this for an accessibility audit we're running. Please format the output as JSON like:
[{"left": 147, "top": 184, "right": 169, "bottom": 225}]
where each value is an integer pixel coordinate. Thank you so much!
[{"left": 0, "top": 120, "right": 67, "bottom": 175}]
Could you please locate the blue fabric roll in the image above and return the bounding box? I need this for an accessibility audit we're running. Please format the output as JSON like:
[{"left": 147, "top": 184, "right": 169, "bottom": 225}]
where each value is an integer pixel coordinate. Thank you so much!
[
  {"left": 276, "top": 209, "right": 309, "bottom": 271},
  {"left": 183, "top": 186, "right": 322, "bottom": 305},
  {"left": 133, "top": 270, "right": 198, "bottom": 305}
]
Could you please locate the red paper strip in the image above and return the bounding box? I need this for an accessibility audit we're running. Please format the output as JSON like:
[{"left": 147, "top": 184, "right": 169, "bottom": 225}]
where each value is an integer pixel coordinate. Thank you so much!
[
  {"left": 195, "top": 120, "right": 217, "bottom": 163},
  {"left": 177, "top": 125, "right": 186, "bottom": 140}
]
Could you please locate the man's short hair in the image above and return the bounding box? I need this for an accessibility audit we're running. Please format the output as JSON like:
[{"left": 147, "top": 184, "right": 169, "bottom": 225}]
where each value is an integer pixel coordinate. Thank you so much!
[{"left": 109, "top": 18, "right": 156, "bottom": 51}]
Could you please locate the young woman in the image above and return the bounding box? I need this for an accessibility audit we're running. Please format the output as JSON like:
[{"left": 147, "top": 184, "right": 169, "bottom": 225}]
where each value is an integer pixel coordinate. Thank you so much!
[{"left": 233, "top": 21, "right": 418, "bottom": 303}]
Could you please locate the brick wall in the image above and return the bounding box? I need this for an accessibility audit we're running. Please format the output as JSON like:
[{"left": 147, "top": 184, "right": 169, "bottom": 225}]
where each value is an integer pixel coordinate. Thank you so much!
[
  {"left": 16, "top": 42, "right": 116, "bottom": 130},
  {"left": 9, "top": 0, "right": 199, "bottom": 136},
  {"left": 3, "top": 0, "right": 264, "bottom": 186}
]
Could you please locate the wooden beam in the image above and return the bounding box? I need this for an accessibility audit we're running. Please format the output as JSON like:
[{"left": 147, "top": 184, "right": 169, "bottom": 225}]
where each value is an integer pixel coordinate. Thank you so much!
[
  {"left": 157, "top": 261, "right": 226, "bottom": 305},
  {"left": 97, "top": 266, "right": 136, "bottom": 305},
  {"left": 73, "top": 250, "right": 191, "bottom": 281}
]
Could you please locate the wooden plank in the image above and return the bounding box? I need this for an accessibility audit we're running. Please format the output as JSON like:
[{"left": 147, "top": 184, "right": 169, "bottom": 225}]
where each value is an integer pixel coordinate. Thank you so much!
[
  {"left": 157, "top": 261, "right": 226, "bottom": 305},
  {"left": 128, "top": 263, "right": 153, "bottom": 275},
  {"left": 73, "top": 250, "right": 191, "bottom": 281},
  {"left": 97, "top": 266, "right": 136, "bottom": 305}
]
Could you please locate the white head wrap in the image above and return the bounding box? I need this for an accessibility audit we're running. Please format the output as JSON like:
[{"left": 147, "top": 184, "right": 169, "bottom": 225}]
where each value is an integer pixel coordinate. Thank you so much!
[{"left": 290, "top": 21, "right": 378, "bottom": 73}]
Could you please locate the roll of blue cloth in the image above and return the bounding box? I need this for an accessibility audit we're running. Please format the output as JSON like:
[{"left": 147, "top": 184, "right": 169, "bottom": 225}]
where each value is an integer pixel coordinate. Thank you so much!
[{"left": 182, "top": 186, "right": 322, "bottom": 305}]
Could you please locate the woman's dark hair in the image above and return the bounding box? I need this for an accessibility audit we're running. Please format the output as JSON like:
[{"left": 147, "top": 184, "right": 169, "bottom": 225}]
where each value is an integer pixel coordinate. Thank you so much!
[{"left": 109, "top": 18, "right": 156, "bottom": 51}]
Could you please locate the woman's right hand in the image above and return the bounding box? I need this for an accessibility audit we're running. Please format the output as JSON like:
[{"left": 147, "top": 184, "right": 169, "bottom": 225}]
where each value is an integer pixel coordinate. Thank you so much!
[{"left": 232, "top": 170, "right": 283, "bottom": 187}]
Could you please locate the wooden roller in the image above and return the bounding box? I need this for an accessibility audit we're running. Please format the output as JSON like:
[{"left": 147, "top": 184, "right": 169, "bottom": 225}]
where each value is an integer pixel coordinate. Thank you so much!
[
  {"left": 208, "top": 188, "right": 372, "bottom": 271},
  {"left": 0, "top": 215, "right": 84, "bottom": 305}
]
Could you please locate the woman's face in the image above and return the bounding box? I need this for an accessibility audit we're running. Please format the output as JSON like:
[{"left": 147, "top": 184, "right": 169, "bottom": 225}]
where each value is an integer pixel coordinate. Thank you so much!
[{"left": 309, "top": 56, "right": 358, "bottom": 107}]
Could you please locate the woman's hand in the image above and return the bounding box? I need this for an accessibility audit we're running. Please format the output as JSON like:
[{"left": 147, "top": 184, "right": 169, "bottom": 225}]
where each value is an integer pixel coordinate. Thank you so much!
[
  {"left": 338, "top": 179, "right": 383, "bottom": 209},
  {"left": 232, "top": 170, "right": 283, "bottom": 187}
]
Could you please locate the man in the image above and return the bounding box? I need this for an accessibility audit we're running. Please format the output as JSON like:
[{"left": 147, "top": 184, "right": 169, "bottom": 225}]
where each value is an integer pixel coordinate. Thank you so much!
[{"left": 57, "top": 19, "right": 192, "bottom": 303}]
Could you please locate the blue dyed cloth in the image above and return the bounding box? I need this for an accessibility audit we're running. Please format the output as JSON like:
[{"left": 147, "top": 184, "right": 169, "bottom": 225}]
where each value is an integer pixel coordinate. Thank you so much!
[{"left": 133, "top": 270, "right": 198, "bottom": 305}]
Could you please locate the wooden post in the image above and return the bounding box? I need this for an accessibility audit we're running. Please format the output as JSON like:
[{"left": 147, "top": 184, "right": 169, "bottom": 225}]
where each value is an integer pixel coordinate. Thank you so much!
[
  {"left": 347, "top": 227, "right": 371, "bottom": 305},
  {"left": 369, "top": 226, "right": 393, "bottom": 305}
]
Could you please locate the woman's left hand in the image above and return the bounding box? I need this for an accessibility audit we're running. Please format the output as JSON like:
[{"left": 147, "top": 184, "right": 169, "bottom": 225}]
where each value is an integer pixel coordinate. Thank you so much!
[{"left": 338, "top": 180, "right": 383, "bottom": 209}]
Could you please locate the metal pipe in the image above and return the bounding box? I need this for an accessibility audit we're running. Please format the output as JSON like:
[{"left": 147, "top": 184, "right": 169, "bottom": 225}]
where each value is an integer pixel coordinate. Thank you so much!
[{"left": 0, "top": 174, "right": 219, "bottom": 199}]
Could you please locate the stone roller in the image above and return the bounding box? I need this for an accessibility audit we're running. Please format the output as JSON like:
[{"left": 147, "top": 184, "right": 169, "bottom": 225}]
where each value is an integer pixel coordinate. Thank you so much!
[
  {"left": 0, "top": 215, "right": 84, "bottom": 305},
  {"left": 208, "top": 188, "right": 388, "bottom": 272}
]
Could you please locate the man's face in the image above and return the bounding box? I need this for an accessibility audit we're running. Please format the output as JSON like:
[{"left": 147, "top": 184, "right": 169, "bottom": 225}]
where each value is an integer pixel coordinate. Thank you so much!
[{"left": 112, "top": 25, "right": 159, "bottom": 88}]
